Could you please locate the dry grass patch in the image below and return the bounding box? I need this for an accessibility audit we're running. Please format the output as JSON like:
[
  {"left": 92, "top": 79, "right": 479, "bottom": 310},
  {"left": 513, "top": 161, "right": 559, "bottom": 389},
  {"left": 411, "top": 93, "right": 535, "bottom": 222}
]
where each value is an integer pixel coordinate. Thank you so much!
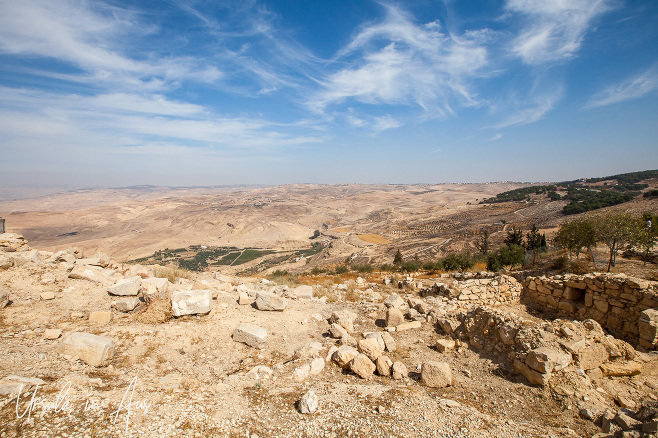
[
  {"left": 152, "top": 265, "right": 194, "bottom": 283},
  {"left": 356, "top": 234, "right": 391, "bottom": 244}
]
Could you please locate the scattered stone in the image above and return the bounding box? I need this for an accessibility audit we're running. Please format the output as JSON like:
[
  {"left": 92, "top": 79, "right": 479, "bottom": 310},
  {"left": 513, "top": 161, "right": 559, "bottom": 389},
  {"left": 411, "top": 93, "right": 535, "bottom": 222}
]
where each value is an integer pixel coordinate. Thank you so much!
[
  {"left": 330, "top": 310, "right": 356, "bottom": 333},
  {"left": 0, "top": 254, "right": 14, "bottom": 270},
  {"left": 246, "top": 365, "right": 273, "bottom": 381},
  {"left": 171, "top": 290, "right": 213, "bottom": 317},
  {"left": 329, "top": 323, "right": 349, "bottom": 339},
  {"left": 60, "top": 332, "right": 115, "bottom": 367},
  {"left": 513, "top": 360, "right": 551, "bottom": 386},
  {"left": 600, "top": 362, "right": 643, "bottom": 377},
  {"left": 255, "top": 291, "right": 286, "bottom": 311},
  {"left": 396, "top": 321, "right": 422, "bottom": 331},
  {"left": 40, "top": 291, "right": 55, "bottom": 300},
  {"left": 333, "top": 345, "right": 359, "bottom": 368},
  {"left": 310, "top": 357, "right": 325, "bottom": 376},
  {"left": 43, "top": 329, "right": 62, "bottom": 339},
  {"left": 88, "top": 311, "right": 112, "bottom": 324},
  {"left": 68, "top": 265, "right": 113, "bottom": 284},
  {"left": 350, "top": 353, "right": 376, "bottom": 379},
  {"left": 0, "top": 375, "right": 46, "bottom": 396},
  {"left": 616, "top": 411, "right": 641, "bottom": 430},
  {"left": 233, "top": 323, "right": 268, "bottom": 349},
  {"left": 526, "top": 347, "right": 572, "bottom": 374},
  {"left": 299, "top": 390, "right": 318, "bottom": 414},
  {"left": 385, "top": 307, "right": 405, "bottom": 328},
  {"left": 376, "top": 356, "right": 393, "bottom": 376},
  {"left": 293, "top": 364, "right": 311, "bottom": 381},
  {"left": 384, "top": 293, "right": 405, "bottom": 309},
  {"left": 294, "top": 342, "right": 323, "bottom": 360},
  {"left": 112, "top": 297, "right": 140, "bottom": 312},
  {"left": 40, "top": 273, "right": 56, "bottom": 284},
  {"left": 358, "top": 337, "right": 384, "bottom": 362},
  {"left": 436, "top": 339, "right": 456, "bottom": 353},
  {"left": 579, "top": 408, "right": 598, "bottom": 421},
  {"left": 108, "top": 277, "right": 142, "bottom": 296},
  {"left": 0, "top": 290, "right": 8, "bottom": 309},
  {"left": 421, "top": 361, "right": 453, "bottom": 388},
  {"left": 238, "top": 291, "right": 252, "bottom": 305},
  {"left": 391, "top": 361, "right": 408, "bottom": 380},
  {"left": 142, "top": 277, "right": 170, "bottom": 295},
  {"left": 381, "top": 331, "right": 397, "bottom": 352}
]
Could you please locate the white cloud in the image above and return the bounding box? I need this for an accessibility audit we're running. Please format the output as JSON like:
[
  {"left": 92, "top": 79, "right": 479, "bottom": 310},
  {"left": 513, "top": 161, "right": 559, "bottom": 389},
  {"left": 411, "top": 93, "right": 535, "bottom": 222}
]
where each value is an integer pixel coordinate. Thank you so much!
[
  {"left": 506, "top": 0, "right": 612, "bottom": 64},
  {"left": 585, "top": 64, "right": 658, "bottom": 108},
  {"left": 493, "top": 87, "right": 563, "bottom": 128},
  {"left": 372, "top": 115, "right": 401, "bottom": 133},
  {"left": 0, "top": 0, "right": 222, "bottom": 91},
  {"left": 309, "top": 4, "right": 488, "bottom": 117}
]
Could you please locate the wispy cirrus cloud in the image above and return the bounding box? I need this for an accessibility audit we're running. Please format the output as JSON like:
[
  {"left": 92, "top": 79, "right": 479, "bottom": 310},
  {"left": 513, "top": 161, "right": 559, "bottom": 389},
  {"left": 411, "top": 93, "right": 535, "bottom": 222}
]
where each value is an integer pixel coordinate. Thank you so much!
[
  {"left": 585, "top": 64, "right": 658, "bottom": 108},
  {"left": 492, "top": 86, "right": 563, "bottom": 129},
  {"left": 309, "top": 4, "right": 488, "bottom": 118},
  {"left": 505, "top": 0, "right": 613, "bottom": 64}
]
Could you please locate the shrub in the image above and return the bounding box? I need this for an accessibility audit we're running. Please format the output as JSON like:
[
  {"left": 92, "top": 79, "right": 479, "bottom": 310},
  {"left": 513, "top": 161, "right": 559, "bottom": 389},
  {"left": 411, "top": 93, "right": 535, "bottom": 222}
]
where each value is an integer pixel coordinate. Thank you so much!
[{"left": 153, "top": 266, "right": 193, "bottom": 283}]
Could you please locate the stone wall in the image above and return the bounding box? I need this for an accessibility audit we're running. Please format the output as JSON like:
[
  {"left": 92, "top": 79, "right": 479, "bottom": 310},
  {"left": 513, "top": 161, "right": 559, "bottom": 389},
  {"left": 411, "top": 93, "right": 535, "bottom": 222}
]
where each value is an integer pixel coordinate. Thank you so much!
[
  {"left": 522, "top": 273, "right": 658, "bottom": 350},
  {"left": 421, "top": 274, "right": 521, "bottom": 306}
]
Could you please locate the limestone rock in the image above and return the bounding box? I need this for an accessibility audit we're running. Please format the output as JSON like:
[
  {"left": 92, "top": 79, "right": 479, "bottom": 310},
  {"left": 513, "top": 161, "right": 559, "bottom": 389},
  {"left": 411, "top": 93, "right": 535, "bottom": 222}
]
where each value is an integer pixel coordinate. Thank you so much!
[
  {"left": 0, "top": 375, "right": 46, "bottom": 396},
  {"left": 299, "top": 390, "right": 318, "bottom": 414},
  {"left": 384, "top": 293, "right": 405, "bottom": 309},
  {"left": 40, "top": 291, "right": 55, "bottom": 300},
  {"left": 0, "top": 290, "right": 8, "bottom": 309},
  {"left": 392, "top": 361, "right": 408, "bottom": 380},
  {"left": 358, "top": 337, "right": 384, "bottom": 362},
  {"left": 88, "top": 311, "right": 112, "bottom": 324},
  {"left": 112, "top": 297, "right": 140, "bottom": 312},
  {"left": 294, "top": 342, "right": 323, "bottom": 360},
  {"left": 238, "top": 291, "right": 252, "bottom": 305},
  {"left": 310, "top": 357, "right": 325, "bottom": 376},
  {"left": 514, "top": 360, "right": 550, "bottom": 386},
  {"left": 0, "top": 254, "right": 13, "bottom": 270},
  {"left": 421, "top": 361, "right": 452, "bottom": 388},
  {"left": 246, "top": 365, "right": 273, "bottom": 381},
  {"left": 376, "top": 356, "right": 393, "bottom": 376},
  {"left": 639, "top": 309, "right": 658, "bottom": 345},
  {"left": 43, "top": 329, "right": 62, "bottom": 339},
  {"left": 350, "top": 353, "right": 376, "bottom": 379},
  {"left": 374, "top": 333, "right": 394, "bottom": 354},
  {"left": 397, "top": 321, "right": 422, "bottom": 331},
  {"left": 333, "top": 345, "right": 359, "bottom": 368},
  {"left": 233, "top": 323, "right": 267, "bottom": 349},
  {"left": 60, "top": 332, "right": 115, "bottom": 367},
  {"left": 330, "top": 310, "right": 357, "bottom": 333},
  {"left": 600, "top": 361, "right": 642, "bottom": 377},
  {"left": 329, "top": 323, "right": 349, "bottom": 339},
  {"left": 255, "top": 291, "right": 286, "bottom": 311},
  {"left": 385, "top": 307, "right": 405, "bottom": 328},
  {"left": 142, "top": 277, "right": 169, "bottom": 295},
  {"left": 526, "top": 347, "right": 572, "bottom": 374},
  {"left": 171, "top": 290, "right": 212, "bottom": 317},
  {"left": 436, "top": 339, "right": 456, "bottom": 353},
  {"left": 68, "top": 265, "right": 114, "bottom": 284},
  {"left": 293, "top": 364, "right": 311, "bottom": 381},
  {"left": 108, "top": 277, "right": 142, "bottom": 296}
]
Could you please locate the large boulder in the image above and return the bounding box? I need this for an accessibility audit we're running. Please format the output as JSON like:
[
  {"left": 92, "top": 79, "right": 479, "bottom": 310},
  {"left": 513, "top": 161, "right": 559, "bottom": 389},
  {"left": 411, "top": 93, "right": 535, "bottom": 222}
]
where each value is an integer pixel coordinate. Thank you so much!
[
  {"left": 68, "top": 265, "right": 114, "bottom": 284},
  {"left": 358, "top": 337, "right": 384, "bottom": 362},
  {"left": 60, "top": 332, "right": 115, "bottom": 367},
  {"left": 385, "top": 308, "right": 405, "bottom": 328},
  {"left": 330, "top": 310, "right": 357, "bottom": 333},
  {"left": 350, "top": 354, "right": 376, "bottom": 379},
  {"left": 171, "top": 290, "right": 212, "bottom": 317}
]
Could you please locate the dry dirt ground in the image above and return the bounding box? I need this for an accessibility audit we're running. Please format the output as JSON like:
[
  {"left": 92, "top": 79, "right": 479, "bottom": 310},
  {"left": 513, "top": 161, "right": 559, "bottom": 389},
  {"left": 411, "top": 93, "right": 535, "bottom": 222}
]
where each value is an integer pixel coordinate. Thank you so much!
[{"left": 1, "top": 245, "right": 657, "bottom": 438}]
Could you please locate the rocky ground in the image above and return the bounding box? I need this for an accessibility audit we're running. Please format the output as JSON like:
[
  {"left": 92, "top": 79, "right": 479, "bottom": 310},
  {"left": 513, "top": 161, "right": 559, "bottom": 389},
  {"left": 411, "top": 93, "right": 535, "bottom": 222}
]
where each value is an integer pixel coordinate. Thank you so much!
[{"left": 1, "top": 233, "right": 657, "bottom": 438}]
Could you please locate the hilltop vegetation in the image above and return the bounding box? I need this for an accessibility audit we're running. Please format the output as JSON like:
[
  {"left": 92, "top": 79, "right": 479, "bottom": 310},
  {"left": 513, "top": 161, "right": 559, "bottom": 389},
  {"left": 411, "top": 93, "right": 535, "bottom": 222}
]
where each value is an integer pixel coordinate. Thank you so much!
[{"left": 482, "top": 169, "right": 657, "bottom": 215}]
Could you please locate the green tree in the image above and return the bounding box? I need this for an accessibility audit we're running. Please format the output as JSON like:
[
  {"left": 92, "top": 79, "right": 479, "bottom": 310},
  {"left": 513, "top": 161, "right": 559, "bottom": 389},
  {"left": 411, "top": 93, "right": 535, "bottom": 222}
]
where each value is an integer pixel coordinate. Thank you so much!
[
  {"left": 553, "top": 218, "right": 596, "bottom": 260},
  {"left": 475, "top": 230, "right": 490, "bottom": 255},
  {"left": 504, "top": 227, "right": 524, "bottom": 247},
  {"left": 593, "top": 212, "right": 640, "bottom": 272},
  {"left": 526, "top": 224, "right": 542, "bottom": 267},
  {"left": 393, "top": 249, "right": 403, "bottom": 266}
]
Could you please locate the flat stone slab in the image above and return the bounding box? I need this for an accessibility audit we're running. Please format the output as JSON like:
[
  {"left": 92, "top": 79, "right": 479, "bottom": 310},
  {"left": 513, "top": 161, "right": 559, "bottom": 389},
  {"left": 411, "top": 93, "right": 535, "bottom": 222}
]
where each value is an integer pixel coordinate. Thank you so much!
[
  {"left": 255, "top": 291, "right": 286, "bottom": 311},
  {"left": 171, "top": 290, "right": 212, "bottom": 317},
  {"left": 0, "top": 375, "right": 47, "bottom": 395},
  {"left": 108, "top": 277, "right": 142, "bottom": 296},
  {"left": 60, "top": 332, "right": 115, "bottom": 367},
  {"left": 233, "top": 323, "right": 268, "bottom": 349}
]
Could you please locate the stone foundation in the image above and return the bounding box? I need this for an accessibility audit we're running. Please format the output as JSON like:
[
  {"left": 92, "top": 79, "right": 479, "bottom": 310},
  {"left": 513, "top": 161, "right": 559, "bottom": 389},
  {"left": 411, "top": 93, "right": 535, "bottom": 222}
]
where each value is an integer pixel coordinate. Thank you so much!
[
  {"left": 421, "top": 274, "right": 521, "bottom": 306},
  {"left": 522, "top": 273, "right": 658, "bottom": 350}
]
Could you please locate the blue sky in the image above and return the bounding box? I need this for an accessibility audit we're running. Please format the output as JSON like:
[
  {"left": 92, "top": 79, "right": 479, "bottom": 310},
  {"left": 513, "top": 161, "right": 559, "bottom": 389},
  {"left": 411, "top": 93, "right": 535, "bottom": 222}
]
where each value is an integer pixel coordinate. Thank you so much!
[{"left": 0, "top": 0, "right": 656, "bottom": 188}]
